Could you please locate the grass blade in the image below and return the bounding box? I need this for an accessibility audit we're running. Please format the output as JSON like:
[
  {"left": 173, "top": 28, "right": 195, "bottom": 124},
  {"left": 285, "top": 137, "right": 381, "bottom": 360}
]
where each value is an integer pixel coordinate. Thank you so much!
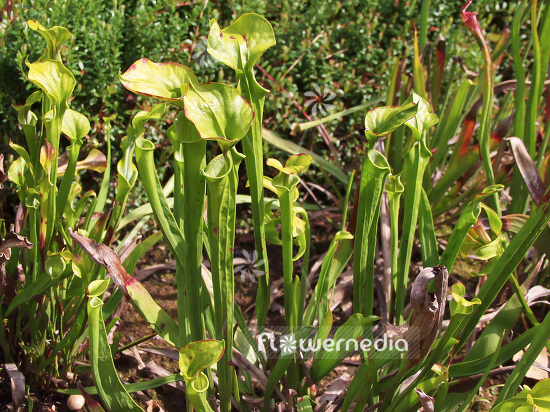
[
  {"left": 456, "top": 201, "right": 550, "bottom": 353},
  {"left": 494, "top": 309, "right": 550, "bottom": 404},
  {"left": 353, "top": 150, "right": 390, "bottom": 316},
  {"left": 87, "top": 296, "right": 143, "bottom": 411}
]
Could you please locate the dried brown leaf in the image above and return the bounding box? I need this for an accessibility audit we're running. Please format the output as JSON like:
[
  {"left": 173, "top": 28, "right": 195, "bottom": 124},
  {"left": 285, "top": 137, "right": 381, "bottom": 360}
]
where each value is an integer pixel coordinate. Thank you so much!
[
  {"left": 507, "top": 137, "right": 548, "bottom": 205},
  {"left": 0, "top": 230, "right": 34, "bottom": 267},
  {"left": 146, "top": 399, "right": 164, "bottom": 412},
  {"left": 315, "top": 373, "right": 352, "bottom": 412},
  {"left": 415, "top": 388, "right": 435, "bottom": 412},
  {"left": 69, "top": 229, "right": 131, "bottom": 298},
  {"left": 5, "top": 363, "right": 25, "bottom": 407},
  {"left": 57, "top": 148, "right": 107, "bottom": 176},
  {"left": 405, "top": 265, "right": 448, "bottom": 367},
  {"left": 0, "top": 153, "right": 6, "bottom": 189}
]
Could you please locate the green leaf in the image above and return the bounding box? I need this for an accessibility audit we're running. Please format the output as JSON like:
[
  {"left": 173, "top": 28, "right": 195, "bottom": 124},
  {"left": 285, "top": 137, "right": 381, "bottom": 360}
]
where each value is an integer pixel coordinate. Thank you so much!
[
  {"left": 481, "top": 204, "right": 503, "bottom": 235},
  {"left": 57, "top": 374, "right": 184, "bottom": 396},
  {"left": 364, "top": 102, "right": 417, "bottom": 149},
  {"left": 297, "top": 396, "right": 314, "bottom": 411},
  {"left": 179, "top": 340, "right": 224, "bottom": 382},
  {"left": 419, "top": 188, "right": 438, "bottom": 267},
  {"left": 395, "top": 138, "right": 432, "bottom": 324},
  {"left": 62, "top": 108, "right": 90, "bottom": 141},
  {"left": 27, "top": 20, "right": 72, "bottom": 61},
  {"left": 203, "top": 148, "right": 244, "bottom": 411},
  {"left": 135, "top": 138, "right": 186, "bottom": 265},
  {"left": 129, "top": 103, "right": 167, "bottom": 140},
  {"left": 454, "top": 332, "right": 504, "bottom": 412},
  {"left": 493, "top": 398, "right": 536, "bottom": 412},
  {"left": 70, "top": 229, "right": 182, "bottom": 348},
  {"left": 206, "top": 14, "right": 276, "bottom": 330},
  {"left": 88, "top": 279, "right": 110, "bottom": 298},
  {"left": 9, "top": 141, "right": 32, "bottom": 169},
  {"left": 386, "top": 173, "right": 404, "bottom": 199},
  {"left": 267, "top": 153, "right": 313, "bottom": 175},
  {"left": 306, "top": 233, "right": 353, "bottom": 325},
  {"left": 449, "top": 283, "right": 481, "bottom": 316},
  {"left": 404, "top": 90, "right": 439, "bottom": 141},
  {"left": 87, "top": 297, "right": 143, "bottom": 411},
  {"left": 353, "top": 149, "right": 391, "bottom": 316},
  {"left": 526, "top": 379, "right": 550, "bottom": 411},
  {"left": 5, "top": 267, "right": 48, "bottom": 318},
  {"left": 493, "top": 379, "right": 550, "bottom": 412},
  {"left": 450, "top": 325, "right": 538, "bottom": 378},
  {"left": 207, "top": 13, "right": 276, "bottom": 73},
  {"left": 263, "top": 327, "right": 314, "bottom": 408},
  {"left": 495, "top": 311, "right": 550, "bottom": 406},
  {"left": 439, "top": 184, "right": 503, "bottom": 270},
  {"left": 119, "top": 58, "right": 197, "bottom": 107},
  {"left": 45, "top": 252, "right": 65, "bottom": 278},
  {"left": 184, "top": 83, "right": 254, "bottom": 151},
  {"left": 27, "top": 59, "right": 75, "bottom": 106},
  {"left": 412, "top": 23, "right": 427, "bottom": 100},
  {"left": 465, "top": 283, "right": 527, "bottom": 363},
  {"left": 7, "top": 157, "right": 29, "bottom": 192},
  {"left": 432, "top": 79, "right": 474, "bottom": 167},
  {"left": 456, "top": 201, "right": 550, "bottom": 354}
]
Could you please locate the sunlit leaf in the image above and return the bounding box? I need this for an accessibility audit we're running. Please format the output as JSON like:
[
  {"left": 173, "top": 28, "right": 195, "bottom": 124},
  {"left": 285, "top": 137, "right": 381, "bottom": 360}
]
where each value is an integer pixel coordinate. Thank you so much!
[
  {"left": 493, "top": 379, "right": 550, "bottom": 412},
  {"left": 119, "top": 58, "right": 197, "bottom": 107},
  {"left": 45, "top": 252, "right": 65, "bottom": 279},
  {"left": 184, "top": 83, "right": 254, "bottom": 151},
  {"left": 404, "top": 90, "right": 439, "bottom": 140},
  {"left": 207, "top": 13, "right": 276, "bottom": 73},
  {"left": 62, "top": 108, "right": 90, "bottom": 141},
  {"left": 450, "top": 282, "right": 481, "bottom": 316},
  {"left": 88, "top": 279, "right": 110, "bottom": 297},
  {"left": 27, "top": 59, "right": 75, "bottom": 105},
  {"left": 364, "top": 102, "right": 417, "bottom": 149},
  {"left": 28, "top": 20, "right": 72, "bottom": 61},
  {"left": 179, "top": 340, "right": 224, "bottom": 382},
  {"left": 267, "top": 153, "right": 313, "bottom": 175}
]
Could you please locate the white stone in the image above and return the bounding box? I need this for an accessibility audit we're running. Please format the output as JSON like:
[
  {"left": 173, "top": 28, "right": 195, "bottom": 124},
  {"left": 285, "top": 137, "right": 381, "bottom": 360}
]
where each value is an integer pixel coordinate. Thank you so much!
[{"left": 67, "top": 394, "right": 86, "bottom": 410}]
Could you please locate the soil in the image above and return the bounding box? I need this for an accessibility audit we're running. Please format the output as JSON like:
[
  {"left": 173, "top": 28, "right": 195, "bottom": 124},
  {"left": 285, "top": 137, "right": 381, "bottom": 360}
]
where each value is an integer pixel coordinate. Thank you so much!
[{"left": 0, "top": 208, "right": 516, "bottom": 411}]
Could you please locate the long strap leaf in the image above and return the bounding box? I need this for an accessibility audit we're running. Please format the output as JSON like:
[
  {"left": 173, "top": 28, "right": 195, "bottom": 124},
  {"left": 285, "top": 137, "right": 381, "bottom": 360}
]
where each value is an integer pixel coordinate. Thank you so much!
[{"left": 88, "top": 296, "right": 143, "bottom": 412}]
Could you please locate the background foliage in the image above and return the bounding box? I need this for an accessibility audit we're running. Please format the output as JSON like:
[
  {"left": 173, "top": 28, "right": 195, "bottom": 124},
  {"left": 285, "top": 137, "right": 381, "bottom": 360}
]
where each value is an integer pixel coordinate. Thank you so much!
[{"left": 1, "top": 0, "right": 508, "bottom": 151}]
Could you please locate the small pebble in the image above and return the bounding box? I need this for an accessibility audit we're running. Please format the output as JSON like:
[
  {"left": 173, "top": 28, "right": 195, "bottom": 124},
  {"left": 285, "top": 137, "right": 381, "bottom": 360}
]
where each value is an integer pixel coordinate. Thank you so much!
[{"left": 67, "top": 394, "right": 85, "bottom": 410}]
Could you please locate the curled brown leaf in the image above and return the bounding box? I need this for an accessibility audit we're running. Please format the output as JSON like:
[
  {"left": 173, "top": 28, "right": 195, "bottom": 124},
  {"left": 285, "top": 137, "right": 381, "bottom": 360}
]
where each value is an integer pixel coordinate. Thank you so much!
[
  {"left": 405, "top": 265, "right": 449, "bottom": 367},
  {"left": 0, "top": 230, "right": 34, "bottom": 267},
  {"left": 506, "top": 137, "right": 548, "bottom": 205},
  {"left": 69, "top": 229, "right": 131, "bottom": 298},
  {"left": 415, "top": 388, "right": 435, "bottom": 412}
]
